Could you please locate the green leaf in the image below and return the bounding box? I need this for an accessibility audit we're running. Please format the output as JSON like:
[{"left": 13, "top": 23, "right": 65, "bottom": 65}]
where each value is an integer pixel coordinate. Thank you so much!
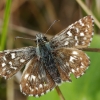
[{"left": 0, "top": 0, "right": 12, "bottom": 50}]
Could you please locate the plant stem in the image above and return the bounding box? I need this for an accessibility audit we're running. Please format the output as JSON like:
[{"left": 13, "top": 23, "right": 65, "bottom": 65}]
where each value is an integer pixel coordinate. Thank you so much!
[
  {"left": 0, "top": 0, "right": 12, "bottom": 50},
  {"left": 79, "top": 48, "right": 100, "bottom": 52},
  {"left": 76, "top": 0, "right": 100, "bottom": 28},
  {"left": 56, "top": 86, "right": 65, "bottom": 100}
]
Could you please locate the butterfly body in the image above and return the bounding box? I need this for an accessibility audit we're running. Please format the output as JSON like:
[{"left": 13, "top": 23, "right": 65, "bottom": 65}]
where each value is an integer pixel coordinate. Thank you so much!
[
  {"left": 36, "top": 33, "right": 61, "bottom": 84},
  {"left": 0, "top": 15, "right": 94, "bottom": 97}
]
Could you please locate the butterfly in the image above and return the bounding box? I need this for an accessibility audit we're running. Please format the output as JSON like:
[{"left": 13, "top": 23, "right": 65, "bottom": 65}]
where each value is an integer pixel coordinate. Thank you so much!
[{"left": 0, "top": 15, "right": 94, "bottom": 97}]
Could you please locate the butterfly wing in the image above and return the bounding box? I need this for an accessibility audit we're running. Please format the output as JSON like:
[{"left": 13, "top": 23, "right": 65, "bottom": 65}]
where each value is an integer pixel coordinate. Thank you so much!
[
  {"left": 20, "top": 57, "right": 56, "bottom": 97},
  {"left": 50, "top": 15, "right": 94, "bottom": 49},
  {"left": 54, "top": 47, "right": 90, "bottom": 79},
  {"left": 0, "top": 46, "right": 36, "bottom": 79}
]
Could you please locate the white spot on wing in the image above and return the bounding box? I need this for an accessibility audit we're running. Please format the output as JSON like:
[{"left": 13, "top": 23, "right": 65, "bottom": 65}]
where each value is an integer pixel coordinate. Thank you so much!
[
  {"left": 35, "top": 95, "right": 39, "bottom": 98},
  {"left": 10, "top": 66, "right": 17, "bottom": 70},
  {"left": 29, "top": 94, "right": 33, "bottom": 96},
  {"left": 79, "top": 20, "right": 84, "bottom": 26},
  {"left": 41, "top": 93, "right": 44, "bottom": 95},
  {"left": 88, "top": 43, "right": 90, "bottom": 46},
  {"left": 31, "top": 89, "right": 34, "bottom": 92},
  {"left": 81, "top": 73, "right": 84, "bottom": 75},
  {"left": 80, "top": 66, "right": 84, "bottom": 68},
  {"left": 26, "top": 83, "right": 28, "bottom": 86},
  {"left": 76, "top": 68, "right": 79, "bottom": 71},
  {"left": 39, "top": 84, "right": 43, "bottom": 88},
  {"left": 7, "top": 70, "right": 11, "bottom": 74},
  {"left": 71, "top": 69, "right": 75, "bottom": 73},
  {"left": 24, "top": 74, "right": 29, "bottom": 79},
  {"left": 75, "top": 41, "right": 78, "bottom": 46},
  {"left": 2, "top": 63, "right": 6, "bottom": 67},
  {"left": 92, "top": 19, "right": 94, "bottom": 23},
  {"left": 76, "top": 76, "right": 80, "bottom": 78},
  {"left": 85, "top": 29, "right": 88, "bottom": 32},
  {"left": 5, "top": 51, "right": 10, "bottom": 54},
  {"left": 87, "top": 25, "right": 90, "bottom": 28},
  {"left": 67, "top": 31, "right": 72, "bottom": 36},
  {"left": 70, "top": 56, "right": 75, "bottom": 63},
  {"left": 35, "top": 87, "right": 38, "bottom": 90},
  {"left": 82, "top": 41, "right": 85, "bottom": 45},
  {"left": 11, "top": 53, "right": 15, "bottom": 59},
  {"left": 3, "top": 75, "right": 7, "bottom": 79},
  {"left": 64, "top": 41, "right": 69, "bottom": 45},
  {"left": 9, "top": 61, "right": 12, "bottom": 65},
  {"left": 44, "top": 83, "right": 48, "bottom": 87},
  {"left": 23, "top": 92, "right": 26, "bottom": 95},
  {"left": 20, "top": 59, "right": 25, "bottom": 63},
  {"left": 76, "top": 28, "right": 79, "bottom": 33},
  {"left": 66, "top": 62, "right": 69, "bottom": 66},
  {"left": 3, "top": 68, "right": 6, "bottom": 71},
  {"left": 38, "top": 74, "right": 41, "bottom": 79},
  {"left": 72, "top": 51, "right": 78, "bottom": 55},
  {"left": 92, "top": 32, "right": 94, "bottom": 35},
  {"left": 46, "top": 89, "right": 50, "bottom": 93},
  {"left": 80, "top": 57, "right": 82, "bottom": 60},
  {"left": 3, "top": 56, "right": 6, "bottom": 61},
  {"left": 75, "top": 36, "right": 78, "bottom": 40},
  {"left": 81, "top": 62, "right": 84, "bottom": 66},
  {"left": 86, "top": 66, "right": 89, "bottom": 69},
  {"left": 83, "top": 37, "right": 87, "bottom": 40},
  {"left": 68, "top": 72, "right": 71, "bottom": 76},
  {"left": 29, "top": 86, "right": 34, "bottom": 91},
  {"left": 30, "top": 75, "right": 36, "bottom": 81},
  {"left": 90, "top": 38, "right": 92, "bottom": 41},
  {"left": 80, "top": 32, "right": 84, "bottom": 36}
]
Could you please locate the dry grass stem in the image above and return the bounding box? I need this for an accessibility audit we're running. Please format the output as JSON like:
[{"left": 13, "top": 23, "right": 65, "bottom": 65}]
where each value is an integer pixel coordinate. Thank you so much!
[
  {"left": 76, "top": 0, "right": 100, "bottom": 28},
  {"left": 80, "top": 48, "right": 100, "bottom": 52},
  {"left": 55, "top": 86, "right": 65, "bottom": 100}
]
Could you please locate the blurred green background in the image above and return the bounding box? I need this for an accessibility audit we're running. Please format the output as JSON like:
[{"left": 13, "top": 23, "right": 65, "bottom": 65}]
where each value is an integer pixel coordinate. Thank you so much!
[{"left": 0, "top": 0, "right": 100, "bottom": 100}]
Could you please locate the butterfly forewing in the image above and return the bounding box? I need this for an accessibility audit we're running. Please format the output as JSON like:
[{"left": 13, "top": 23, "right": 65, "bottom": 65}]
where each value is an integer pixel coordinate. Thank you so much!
[
  {"left": 20, "top": 57, "right": 56, "bottom": 97},
  {"left": 50, "top": 15, "right": 94, "bottom": 49},
  {"left": 54, "top": 47, "right": 90, "bottom": 78},
  {"left": 0, "top": 46, "right": 36, "bottom": 79}
]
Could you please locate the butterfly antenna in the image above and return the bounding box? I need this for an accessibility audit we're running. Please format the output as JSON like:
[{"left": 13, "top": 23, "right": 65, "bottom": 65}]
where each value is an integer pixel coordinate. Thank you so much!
[
  {"left": 15, "top": 36, "right": 36, "bottom": 41},
  {"left": 44, "top": 20, "right": 60, "bottom": 35}
]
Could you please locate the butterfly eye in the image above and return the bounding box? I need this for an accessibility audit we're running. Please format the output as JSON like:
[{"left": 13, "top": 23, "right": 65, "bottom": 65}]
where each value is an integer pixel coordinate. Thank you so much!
[
  {"left": 43, "top": 37, "right": 48, "bottom": 41},
  {"left": 38, "top": 39, "right": 41, "bottom": 43}
]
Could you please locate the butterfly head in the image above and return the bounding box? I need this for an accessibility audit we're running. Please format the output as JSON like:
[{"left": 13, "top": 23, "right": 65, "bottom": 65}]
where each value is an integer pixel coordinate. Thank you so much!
[{"left": 36, "top": 33, "right": 48, "bottom": 45}]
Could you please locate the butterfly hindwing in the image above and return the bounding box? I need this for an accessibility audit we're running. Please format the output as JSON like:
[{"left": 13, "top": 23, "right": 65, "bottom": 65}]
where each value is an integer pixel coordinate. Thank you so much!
[
  {"left": 50, "top": 15, "right": 94, "bottom": 49},
  {"left": 54, "top": 47, "right": 90, "bottom": 79},
  {"left": 20, "top": 57, "right": 56, "bottom": 97},
  {"left": 0, "top": 46, "right": 36, "bottom": 79}
]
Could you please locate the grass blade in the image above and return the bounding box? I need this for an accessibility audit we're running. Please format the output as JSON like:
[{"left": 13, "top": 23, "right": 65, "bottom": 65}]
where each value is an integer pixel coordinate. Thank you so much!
[{"left": 0, "top": 0, "right": 12, "bottom": 50}]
